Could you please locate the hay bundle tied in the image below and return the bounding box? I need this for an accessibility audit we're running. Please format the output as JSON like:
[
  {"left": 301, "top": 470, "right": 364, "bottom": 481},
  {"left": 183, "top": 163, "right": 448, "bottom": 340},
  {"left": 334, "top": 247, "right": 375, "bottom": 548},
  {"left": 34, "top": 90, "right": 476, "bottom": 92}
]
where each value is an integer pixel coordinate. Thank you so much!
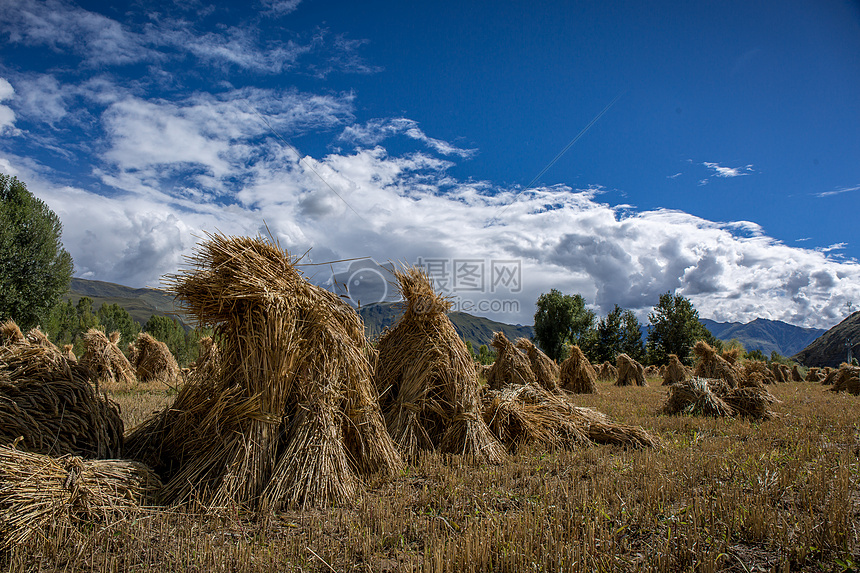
[
  {"left": 821, "top": 367, "right": 839, "bottom": 385},
  {"left": 692, "top": 341, "right": 740, "bottom": 388},
  {"left": 0, "top": 444, "right": 160, "bottom": 550},
  {"left": 722, "top": 386, "right": 780, "bottom": 420},
  {"left": 830, "top": 364, "right": 860, "bottom": 395},
  {"left": 662, "top": 354, "right": 688, "bottom": 386},
  {"left": 790, "top": 365, "right": 803, "bottom": 382},
  {"left": 481, "top": 383, "right": 588, "bottom": 451},
  {"left": 596, "top": 361, "right": 617, "bottom": 381},
  {"left": 615, "top": 353, "right": 646, "bottom": 386},
  {"left": 125, "top": 234, "right": 401, "bottom": 510},
  {"left": 130, "top": 332, "right": 180, "bottom": 386},
  {"left": 188, "top": 335, "right": 221, "bottom": 381},
  {"left": 720, "top": 347, "right": 741, "bottom": 365},
  {"left": 1, "top": 332, "right": 123, "bottom": 459},
  {"left": 644, "top": 365, "right": 660, "bottom": 379},
  {"left": 559, "top": 345, "right": 597, "bottom": 393},
  {"left": 515, "top": 338, "right": 559, "bottom": 392},
  {"left": 79, "top": 329, "right": 136, "bottom": 389},
  {"left": 482, "top": 383, "right": 658, "bottom": 449},
  {"left": 375, "top": 267, "right": 505, "bottom": 464},
  {"left": 0, "top": 320, "right": 25, "bottom": 347},
  {"left": 661, "top": 378, "right": 734, "bottom": 417},
  {"left": 485, "top": 332, "right": 535, "bottom": 389}
]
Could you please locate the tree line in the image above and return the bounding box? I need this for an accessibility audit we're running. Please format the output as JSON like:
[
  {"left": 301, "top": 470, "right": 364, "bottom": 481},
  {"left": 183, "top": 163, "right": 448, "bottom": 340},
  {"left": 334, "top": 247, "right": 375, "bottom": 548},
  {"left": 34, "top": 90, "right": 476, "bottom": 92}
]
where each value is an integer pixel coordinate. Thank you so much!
[{"left": 533, "top": 289, "right": 719, "bottom": 366}]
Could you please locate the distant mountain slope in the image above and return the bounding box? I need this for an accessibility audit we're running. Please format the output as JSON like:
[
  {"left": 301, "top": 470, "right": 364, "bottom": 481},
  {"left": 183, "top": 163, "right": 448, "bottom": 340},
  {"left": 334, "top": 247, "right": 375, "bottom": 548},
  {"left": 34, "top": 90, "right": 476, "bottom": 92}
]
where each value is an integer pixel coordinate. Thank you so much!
[
  {"left": 793, "top": 312, "right": 860, "bottom": 368},
  {"left": 66, "top": 278, "right": 187, "bottom": 327},
  {"left": 700, "top": 318, "right": 825, "bottom": 358},
  {"left": 359, "top": 303, "right": 533, "bottom": 349}
]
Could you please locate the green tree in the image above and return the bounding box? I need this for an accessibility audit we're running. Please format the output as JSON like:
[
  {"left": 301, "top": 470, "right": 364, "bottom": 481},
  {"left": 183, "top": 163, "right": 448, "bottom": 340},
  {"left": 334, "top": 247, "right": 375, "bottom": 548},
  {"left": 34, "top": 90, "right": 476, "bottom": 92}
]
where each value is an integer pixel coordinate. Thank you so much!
[
  {"left": 476, "top": 344, "right": 496, "bottom": 365},
  {"left": 533, "top": 289, "right": 595, "bottom": 362},
  {"left": 645, "top": 292, "right": 715, "bottom": 366},
  {"left": 0, "top": 174, "right": 73, "bottom": 330},
  {"left": 587, "top": 305, "right": 645, "bottom": 364},
  {"left": 97, "top": 303, "right": 141, "bottom": 349}
]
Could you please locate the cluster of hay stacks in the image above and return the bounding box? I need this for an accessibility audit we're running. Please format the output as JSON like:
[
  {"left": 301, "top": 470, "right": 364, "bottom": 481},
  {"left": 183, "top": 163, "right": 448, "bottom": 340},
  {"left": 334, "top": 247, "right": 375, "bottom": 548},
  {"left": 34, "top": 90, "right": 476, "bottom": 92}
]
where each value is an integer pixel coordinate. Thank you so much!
[
  {"left": 596, "top": 361, "right": 617, "bottom": 382},
  {"left": 515, "top": 338, "right": 559, "bottom": 392},
  {"left": 692, "top": 341, "right": 740, "bottom": 388},
  {"left": 740, "top": 360, "right": 776, "bottom": 386},
  {"left": 821, "top": 367, "right": 839, "bottom": 385},
  {"left": 661, "top": 354, "right": 689, "bottom": 386},
  {"left": 486, "top": 332, "right": 535, "bottom": 389},
  {"left": 644, "top": 365, "right": 660, "bottom": 379},
  {"left": 830, "top": 364, "right": 860, "bottom": 395},
  {"left": 559, "top": 345, "right": 596, "bottom": 393},
  {"left": 79, "top": 329, "right": 136, "bottom": 390},
  {"left": 128, "top": 332, "right": 180, "bottom": 387},
  {"left": 804, "top": 367, "right": 822, "bottom": 383},
  {"left": 125, "top": 233, "right": 401, "bottom": 510},
  {"left": 0, "top": 444, "right": 160, "bottom": 550},
  {"left": 375, "top": 267, "right": 506, "bottom": 464},
  {"left": 615, "top": 353, "right": 646, "bottom": 386},
  {"left": 661, "top": 377, "right": 779, "bottom": 420},
  {"left": 1, "top": 322, "right": 123, "bottom": 459}
]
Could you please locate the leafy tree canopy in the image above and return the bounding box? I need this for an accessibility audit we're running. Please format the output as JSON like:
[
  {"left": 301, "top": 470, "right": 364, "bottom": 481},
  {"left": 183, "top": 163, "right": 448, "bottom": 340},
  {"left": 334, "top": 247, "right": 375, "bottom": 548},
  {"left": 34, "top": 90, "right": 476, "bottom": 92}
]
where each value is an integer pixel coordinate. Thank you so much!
[
  {"left": 0, "top": 174, "right": 73, "bottom": 331},
  {"left": 645, "top": 292, "right": 715, "bottom": 366},
  {"left": 533, "top": 289, "right": 595, "bottom": 362}
]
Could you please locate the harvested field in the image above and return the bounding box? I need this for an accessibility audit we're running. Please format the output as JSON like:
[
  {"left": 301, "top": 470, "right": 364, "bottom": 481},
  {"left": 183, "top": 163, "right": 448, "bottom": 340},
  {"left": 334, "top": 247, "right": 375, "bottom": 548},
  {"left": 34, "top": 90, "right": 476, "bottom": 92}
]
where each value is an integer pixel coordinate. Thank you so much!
[{"left": 6, "top": 379, "right": 858, "bottom": 572}]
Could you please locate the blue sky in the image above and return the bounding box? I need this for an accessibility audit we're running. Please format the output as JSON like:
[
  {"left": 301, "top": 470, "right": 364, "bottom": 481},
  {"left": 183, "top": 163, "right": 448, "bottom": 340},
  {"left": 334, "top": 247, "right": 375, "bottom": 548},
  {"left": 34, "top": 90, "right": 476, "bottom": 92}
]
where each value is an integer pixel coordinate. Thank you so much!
[{"left": 0, "top": 0, "right": 858, "bottom": 329}]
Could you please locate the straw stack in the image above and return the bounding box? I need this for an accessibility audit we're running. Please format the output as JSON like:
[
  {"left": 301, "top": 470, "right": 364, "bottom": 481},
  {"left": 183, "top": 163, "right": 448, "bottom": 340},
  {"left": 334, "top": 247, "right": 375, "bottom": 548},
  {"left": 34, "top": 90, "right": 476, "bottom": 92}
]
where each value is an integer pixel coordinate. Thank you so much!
[
  {"left": 486, "top": 332, "right": 535, "bottom": 389},
  {"left": 124, "top": 233, "right": 401, "bottom": 510},
  {"left": 596, "top": 361, "right": 617, "bottom": 382},
  {"left": 0, "top": 327, "right": 123, "bottom": 459},
  {"left": 79, "top": 329, "right": 136, "bottom": 389},
  {"left": 692, "top": 341, "right": 740, "bottom": 388},
  {"left": 559, "top": 345, "right": 597, "bottom": 393},
  {"left": 375, "top": 267, "right": 506, "bottom": 464},
  {"left": 662, "top": 354, "right": 688, "bottom": 386},
  {"left": 615, "top": 353, "right": 646, "bottom": 386},
  {"left": 515, "top": 338, "right": 559, "bottom": 392},
  {"left": 830, "top": 364, "right": 860, "bottom": 395},
  {"left": 129, "top": 332, "right": 180, "bottom": 386},
  {"left": 661, "top": 377, "right": 779, "bottom": 420},
  {"left": 739, "top": 360, "right": 776, "bottom": 386}
]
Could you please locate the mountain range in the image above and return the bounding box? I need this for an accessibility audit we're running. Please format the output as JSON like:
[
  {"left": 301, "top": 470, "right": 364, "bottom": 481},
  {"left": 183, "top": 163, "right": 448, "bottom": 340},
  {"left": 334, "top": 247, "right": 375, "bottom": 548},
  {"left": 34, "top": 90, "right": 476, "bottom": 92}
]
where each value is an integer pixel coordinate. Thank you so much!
[{"left": 66, "top": 278, "right": 832, "bottom": 359}]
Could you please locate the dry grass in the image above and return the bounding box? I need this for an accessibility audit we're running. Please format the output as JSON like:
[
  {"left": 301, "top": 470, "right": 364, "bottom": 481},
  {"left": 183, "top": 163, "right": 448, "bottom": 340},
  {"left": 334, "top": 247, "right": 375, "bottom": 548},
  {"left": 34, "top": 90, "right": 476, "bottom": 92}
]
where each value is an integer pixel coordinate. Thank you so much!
[
  {"left": 559, "top": 345, "right": 597, "bottom": 393},
  {"left": 616, "top": 353, "right": 646, "bottom": 386},
  {"left": 485, "top": 332, "right": 535, "bottom": 389},
  {"left": 4, "top": 379, "right": 858, "bottom": 571},
  {"left": 128, "top": 332, "right": 180, "bottom": 388},
  {"left": 514, "top": 338, "right": 559, "bottom": 392}
]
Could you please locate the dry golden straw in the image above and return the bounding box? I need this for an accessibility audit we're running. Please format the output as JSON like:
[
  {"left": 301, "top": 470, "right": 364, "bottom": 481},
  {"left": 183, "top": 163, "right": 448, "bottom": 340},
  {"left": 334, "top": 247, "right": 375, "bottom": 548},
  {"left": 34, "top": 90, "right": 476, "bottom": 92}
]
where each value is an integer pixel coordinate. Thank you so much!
[
  {"left": 129, "top": 332, "right": 180, "bottom": 387},
  {"left": 692, "top": 341, "right": 740, "bottom": 388},
  {"left": 79, "top": 329, "right": 137, "bottom": 389},
  {"left": 615, "top": 353, "right": 646, "bottom": 386},
  {"left": 486, "top": 332, "right": 535, "bottom": 390},
  {"left": 375, "top": 267, "right": 506, "bottom": 464},
  {"left": 559, "top": 345, "right": 597, "bottom": 393},
  {"left": 661, "top": 354, "right": 688, "bottom": 386},
  {"left": 0, "top": 326, "right": 123, "bottom": 459},
  {"left": 125, "top": 233, "right": 401, "bottom": 510},
  {"left": 515, "top": 338, "right": 559, "bottom": 392},
  {"left": 0, "top": 444, "right": 161, "bottom": 550}
]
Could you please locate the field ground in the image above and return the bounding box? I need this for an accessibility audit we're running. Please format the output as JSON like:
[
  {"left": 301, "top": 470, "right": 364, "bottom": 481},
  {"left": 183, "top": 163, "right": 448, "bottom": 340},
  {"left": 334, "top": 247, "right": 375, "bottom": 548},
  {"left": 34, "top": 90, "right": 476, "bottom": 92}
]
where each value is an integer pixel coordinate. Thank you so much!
[{"left": 7, "top": 380, "right": 859, "bottom": 572}]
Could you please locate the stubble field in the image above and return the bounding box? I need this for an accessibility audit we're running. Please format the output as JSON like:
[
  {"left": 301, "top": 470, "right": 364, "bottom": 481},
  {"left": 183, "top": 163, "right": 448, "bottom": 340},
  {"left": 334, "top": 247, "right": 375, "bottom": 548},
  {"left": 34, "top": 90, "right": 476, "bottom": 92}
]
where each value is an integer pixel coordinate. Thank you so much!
[{"left": 7, "top": 379, "right": 859, "bottom": 573}]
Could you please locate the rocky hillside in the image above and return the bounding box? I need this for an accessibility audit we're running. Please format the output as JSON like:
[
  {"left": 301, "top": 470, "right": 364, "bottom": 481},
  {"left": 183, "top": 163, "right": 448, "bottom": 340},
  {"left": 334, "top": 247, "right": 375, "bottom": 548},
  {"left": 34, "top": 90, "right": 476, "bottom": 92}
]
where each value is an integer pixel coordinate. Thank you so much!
[{"left": 792, "top": 312, "right": 860, "bottom": 368}]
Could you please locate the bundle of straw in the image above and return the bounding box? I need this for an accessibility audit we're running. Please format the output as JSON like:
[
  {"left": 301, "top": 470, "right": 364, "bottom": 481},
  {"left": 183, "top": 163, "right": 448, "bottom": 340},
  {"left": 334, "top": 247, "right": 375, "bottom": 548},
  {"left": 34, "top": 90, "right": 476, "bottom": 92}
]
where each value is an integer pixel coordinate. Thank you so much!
[
  {"left": 126, "top": 233, "right": 401, "bottom": 510},
  {"left": 790, "top": 365, "right": 803, "bottom": 382},
  {"left": 644, "top": 365, "right": 660, "bottom": 379},
  {"left": 0, "top": 320, "right": 25, "bottom": 347},
  {"left": 661, "top": 378, "right": 734, "bottom": 417},
  {"left": 722, "top": 386, "right": 780, "bottom": 420},
  {"left": 481, "top": 383, "right": 588, "bottom": 451},
  {"left": 615, "top": 353, "right": 646, "bottom": 386},
  {"left": 821, "top": 367, "right": 839, "bottom": 385},
  {"left": 662, "top": 354, "right": 688, "bottom": 386},
  {"left": 130, "top": 332, "right": 180, "bottom": 386},
  {"left": 375, "top": 267, "right": 505, "bottom": 464},
  {"left": 692, "top": 341, "right": 740, "bottom": 388},
  {"left": 596, "top": 361, "right": 617, "bottom": 382},
  {"left": 830, "top": 365, "right": 860, "bottom": 395},
  {"left": 0, "top": 444, "right": 161, "bottom": 550},
  {"left": 515, "top": 338, "right": 559, "bottom": 392},
  {"left": 486, "top": 332, "right": 535, "bottom": 390},
  {"left": 79, "top": 329, "right": 136, "bottom": 389},
  {"left": 0, "top": 336, "right": 123, "bottom": 459},
  {"left": 559, "top": 345, "right": 597, "bottom": 393}
]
